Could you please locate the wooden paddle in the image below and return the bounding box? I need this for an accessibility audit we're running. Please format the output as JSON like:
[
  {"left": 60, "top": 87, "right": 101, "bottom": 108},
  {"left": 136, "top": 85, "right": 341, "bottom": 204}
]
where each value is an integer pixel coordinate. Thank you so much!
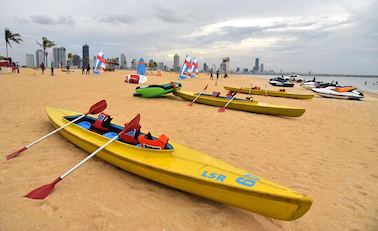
[
  {"left": 25, "top": 114, "right": 141, "bottom": 200},
  {"left": 188, "top": 84, "right": 208, "bottom": 106},
  {"left": 218, "top": 88, "right": 241, "bottom": 112},
  {"left": 6, "top": 100, "right": 107, "bottom": 160}
]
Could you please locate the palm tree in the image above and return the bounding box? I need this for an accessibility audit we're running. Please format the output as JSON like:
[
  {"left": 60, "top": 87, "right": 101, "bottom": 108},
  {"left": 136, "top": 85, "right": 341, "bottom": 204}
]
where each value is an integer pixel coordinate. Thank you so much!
[
  {"left": 37, "top": 37, "right": 55, "bottom": 66},
  {"left": 4, "top": 28, "right": 23, "bottom": 59}
]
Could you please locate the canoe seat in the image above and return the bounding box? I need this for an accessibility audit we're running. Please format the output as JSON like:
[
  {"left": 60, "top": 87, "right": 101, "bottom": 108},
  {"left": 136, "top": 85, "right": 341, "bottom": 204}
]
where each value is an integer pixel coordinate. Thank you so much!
[
  {"left": 77, "top": 121, "right": 91, "bottom": 130},
  {"left": 212, "top": 91, "right": 220, "bottom": 97},
  {"left": 103, "top": 132, "right": 118, "bottom": 139}
]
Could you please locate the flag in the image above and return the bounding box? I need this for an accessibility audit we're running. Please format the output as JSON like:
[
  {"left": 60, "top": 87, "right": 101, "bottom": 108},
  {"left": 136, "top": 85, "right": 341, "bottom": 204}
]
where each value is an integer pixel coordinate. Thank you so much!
[
  {"left": 179, "top": 54, "right": 197, "bottom": 79},
  {"left": 93, "top": 51, "right": 106, "bottom": 75}
]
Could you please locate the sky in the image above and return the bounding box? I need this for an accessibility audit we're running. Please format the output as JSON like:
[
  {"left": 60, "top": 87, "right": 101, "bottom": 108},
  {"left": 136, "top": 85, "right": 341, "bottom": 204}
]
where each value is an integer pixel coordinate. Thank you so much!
[{"left": 1, "top": 0, "right": 377, "bottom": 75}]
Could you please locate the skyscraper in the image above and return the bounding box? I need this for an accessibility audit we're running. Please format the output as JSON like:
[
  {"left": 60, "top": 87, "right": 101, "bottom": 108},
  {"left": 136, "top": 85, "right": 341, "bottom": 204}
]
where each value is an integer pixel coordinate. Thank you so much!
[
  {"left": 260, "top": 63, "right": 264, "bottom": 73},
  {"left": 158, "top": 62, "right": 164, "bottom": 71},
  {"left": 120, "top": 54, "right": 126, "bottom": 69},
  {"left": 25, "top": 54, "right": 34, "bottom": 67},
  {"left": 203, "top": 63, "right": 208, "bottom": 72},
  {"left": 36, "top": 49, "right": 44, "bottom": 66},
  {"left": 82, "top": 44, "right": 89, "bottom": 68},
  {"left": 53, "top": 47, "right": 66, "bottom": 68},
  {"left": 173, "top": 54, "right": 180, "bottom": 72},
  {"left": 72, "top": 55, "right": 81, "bottom": 67},
  {"left": 254, "top": 58, "right": 260, "bottom": 72}
]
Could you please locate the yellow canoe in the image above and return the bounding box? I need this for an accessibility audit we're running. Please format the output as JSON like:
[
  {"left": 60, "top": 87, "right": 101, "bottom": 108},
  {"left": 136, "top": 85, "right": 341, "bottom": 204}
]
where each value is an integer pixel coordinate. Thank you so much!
[
  {"left": 224, "top": 86, "right": 314, "bottom": 99},
  {"left": 173, "top": 90, "right": 305, "bottom": 117},
  {"left": 47, "top": 107, "right": 312, "bottom": 220}
]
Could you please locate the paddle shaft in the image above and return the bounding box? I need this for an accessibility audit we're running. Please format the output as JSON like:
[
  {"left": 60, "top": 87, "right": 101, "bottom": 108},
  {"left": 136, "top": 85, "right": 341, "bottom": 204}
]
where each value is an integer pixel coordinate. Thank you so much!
[
  {"left": 223, "top": 92, "right": 239, "bottom": 108},
  {"left": 60, "top": 134, "right": 119, "bottom": 179},
  {"left": 190, "top": 85, "right": 208, "bottom": 104},
  {"left": 26, "top": 114, "right": 86, "bottom": 149}
]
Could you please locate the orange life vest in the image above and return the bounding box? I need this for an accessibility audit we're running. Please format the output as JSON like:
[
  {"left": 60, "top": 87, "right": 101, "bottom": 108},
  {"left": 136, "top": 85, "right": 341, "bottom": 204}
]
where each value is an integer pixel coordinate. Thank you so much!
[
  {"left": 138, "top": 133, "right": 169, "bottom": 150},
  {"left": 91, "top": 113, "right": 112, "bottom": 132}
]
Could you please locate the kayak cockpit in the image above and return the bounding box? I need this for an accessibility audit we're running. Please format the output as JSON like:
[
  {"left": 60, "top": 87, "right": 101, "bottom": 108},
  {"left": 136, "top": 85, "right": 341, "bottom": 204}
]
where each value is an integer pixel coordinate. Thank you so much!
[{"left": 64, "top": 115, "right": 174, "bottom": 150}]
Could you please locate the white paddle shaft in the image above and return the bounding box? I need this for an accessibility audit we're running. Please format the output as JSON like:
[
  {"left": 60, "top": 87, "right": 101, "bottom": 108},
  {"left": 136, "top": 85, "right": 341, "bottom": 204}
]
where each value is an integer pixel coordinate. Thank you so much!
[
  {"left": 26, "top": 114, "right": 86, "bottom": 149},
  {"left": 60, "top": 135, "right": 119, "bottom": 179},
  {"left": 223, "top": 92, "right": 238, "bottom": 108},
  {"left": 191, "top": 85, "right": 208, "bottom": 104}
]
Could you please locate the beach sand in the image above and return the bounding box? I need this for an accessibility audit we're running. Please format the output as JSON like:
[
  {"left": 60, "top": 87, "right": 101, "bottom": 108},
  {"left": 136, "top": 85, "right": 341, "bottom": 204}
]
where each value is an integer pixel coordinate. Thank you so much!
[{"left": 1, "top": 68, "right": 377, "bottom": 230}]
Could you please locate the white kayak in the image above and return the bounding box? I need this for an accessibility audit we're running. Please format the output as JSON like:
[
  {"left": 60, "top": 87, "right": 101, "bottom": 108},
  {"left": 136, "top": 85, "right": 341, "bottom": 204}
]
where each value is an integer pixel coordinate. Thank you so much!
[{"left": 312, "top": 86, "right": 364, "bottom": 100}]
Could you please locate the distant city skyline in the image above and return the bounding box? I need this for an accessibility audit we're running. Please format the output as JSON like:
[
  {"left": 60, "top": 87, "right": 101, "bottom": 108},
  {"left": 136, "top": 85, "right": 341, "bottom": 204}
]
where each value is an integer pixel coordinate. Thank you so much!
[{"left": 2, "top": 0, "right": 377, "bottom": 74}]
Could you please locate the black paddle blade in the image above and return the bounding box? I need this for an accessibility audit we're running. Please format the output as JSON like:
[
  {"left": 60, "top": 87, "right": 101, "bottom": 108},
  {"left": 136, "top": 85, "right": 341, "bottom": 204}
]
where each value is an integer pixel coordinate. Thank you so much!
[
  {"left": 25, "top": 177, "right": 62, "bottom": 200},
  {"left": 87, "top": 100, "right": 107, "bottom": 114}
]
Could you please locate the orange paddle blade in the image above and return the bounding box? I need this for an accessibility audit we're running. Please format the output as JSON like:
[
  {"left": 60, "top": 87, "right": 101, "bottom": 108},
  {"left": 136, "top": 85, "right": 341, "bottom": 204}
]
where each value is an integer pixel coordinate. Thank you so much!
[
  {"left": 87, "top": 100, "right": 107, "bottom": 114},
  {"left": 25, "top": 177, "right": 62, "bottom": 200}
]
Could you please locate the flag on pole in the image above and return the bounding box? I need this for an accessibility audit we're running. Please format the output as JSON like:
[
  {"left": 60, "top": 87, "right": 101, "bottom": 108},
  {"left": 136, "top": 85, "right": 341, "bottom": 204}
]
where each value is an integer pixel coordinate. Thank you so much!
[{"left": 93, "top": 51, "right": 106, "bottom": 75}]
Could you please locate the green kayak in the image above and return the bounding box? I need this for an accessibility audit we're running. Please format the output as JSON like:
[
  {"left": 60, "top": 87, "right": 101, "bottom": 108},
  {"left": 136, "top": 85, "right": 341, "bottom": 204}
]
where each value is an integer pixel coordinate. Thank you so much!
[{"left": 133, "top": 82, "right": 182, "bottom": 98}]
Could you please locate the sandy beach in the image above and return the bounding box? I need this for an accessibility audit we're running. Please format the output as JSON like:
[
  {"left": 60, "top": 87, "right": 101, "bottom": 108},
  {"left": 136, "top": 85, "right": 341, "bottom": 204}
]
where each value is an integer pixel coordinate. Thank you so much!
[{"left": 0, "top": 68, "right": 377, "bottom": 230}]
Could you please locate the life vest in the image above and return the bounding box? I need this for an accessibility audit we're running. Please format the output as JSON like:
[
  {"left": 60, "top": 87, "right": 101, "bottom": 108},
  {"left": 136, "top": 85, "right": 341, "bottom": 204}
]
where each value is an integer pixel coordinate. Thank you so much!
[
  {"left": 91, "top": 113, "right": 112, "bottom": 132},
  {"left": 138, "top": 133, "right": 169, "bottom": 150}
]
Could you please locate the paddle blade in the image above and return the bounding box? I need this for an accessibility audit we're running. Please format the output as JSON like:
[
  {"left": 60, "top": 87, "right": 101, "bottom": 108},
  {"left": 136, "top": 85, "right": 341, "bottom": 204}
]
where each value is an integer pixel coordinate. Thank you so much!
[
  {"left": 25, "top": 177, "right": 62, "bottom": 200},
  {"left": 6, "top": 146, "right": 27, "bottom": 160},
  {"left": 121, "top": 114, "right": 141, "bottom": 135},
  {"left": 87, "top": 100, "right": 107, "bottom": 114},
  {"left": 218, "top": 107, "right": 226, "bottom": 112}
]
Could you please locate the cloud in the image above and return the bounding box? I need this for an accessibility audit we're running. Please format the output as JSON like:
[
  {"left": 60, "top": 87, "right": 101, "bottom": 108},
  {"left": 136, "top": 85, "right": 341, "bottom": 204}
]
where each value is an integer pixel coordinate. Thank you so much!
[
  {"left": 30, "top": 15, "right": 75, "bottom": 25},
  {"left": 154, "top": 6, "right": 190, "bottom": 23},
  {"left": 99, "top": 14, "right": 136, "bottom": 24}
]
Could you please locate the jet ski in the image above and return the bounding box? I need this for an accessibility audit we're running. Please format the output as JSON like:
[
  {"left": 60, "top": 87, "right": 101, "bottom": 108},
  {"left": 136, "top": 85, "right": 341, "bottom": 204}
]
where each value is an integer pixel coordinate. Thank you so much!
[
  {"left": 312, "top": 86, "right": 364, "bottom": 100},
  {"left": 269, "top": 77, "right": 294, "bottom": 87}
]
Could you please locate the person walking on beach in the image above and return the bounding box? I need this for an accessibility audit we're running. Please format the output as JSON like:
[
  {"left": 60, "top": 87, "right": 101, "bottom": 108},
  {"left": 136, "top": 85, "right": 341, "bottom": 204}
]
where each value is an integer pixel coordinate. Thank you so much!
[
  {"left": 66, "top": 64, "right": 70, "bottom": 74},
  {"left": 216, "top": 70, "right": 219, "bottom": 80},
  {"left": 82, "top": 65, "right": 85, "bottom": 75},
  {"left": 11, "top": 62, "right": 17, "bottom": 74},
  {"left": 16, "top": 62, "right": 20, "bottom": 74},
  {"left": 51, "top": 62, "right": 54, "bottom": 76},
  {"left": 86, "top": 63, "right": 90, "bottom": 75},
  {"left": 210, "top": 69, "right": 213, "bottom": 80},
  {"left": 40, "top": 62, "right": 45, "bottom": 75}
]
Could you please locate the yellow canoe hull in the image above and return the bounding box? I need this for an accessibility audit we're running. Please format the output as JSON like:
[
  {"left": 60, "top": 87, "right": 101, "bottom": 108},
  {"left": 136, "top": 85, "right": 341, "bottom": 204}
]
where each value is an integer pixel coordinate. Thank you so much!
[
  {"left": 173, "top": 90, "right": 305, "bottom": 117},
  {"left": 224, "top": 86, "right": 314, "bottom": 99},
  {"left": 47, "top": 107, "right": 312, "bottom": 220}
]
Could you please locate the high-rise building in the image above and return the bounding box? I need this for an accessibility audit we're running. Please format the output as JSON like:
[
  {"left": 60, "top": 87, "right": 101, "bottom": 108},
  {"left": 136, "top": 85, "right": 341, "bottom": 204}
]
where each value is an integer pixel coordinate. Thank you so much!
[
  {"left": 203, "top": 63, "right": 208, "bottom": 72},
  {"left": 221, "top": 57, "right": 230, "bottom": 74},
  {"left": 260, "top": 63, "right": 264, "bottom": 73},
  {"left": 36, "top": 49, "right": 44, "bottom": 66},
  {"left": 120, "top": 54, "right": 127, "bottom": 69},
  {"left": 253, "top": 58, "right": 260, "bottom": 72},
  {"left": 158, "top": 62, "right": 164, "bottom": 71},
  {"left": 25, "top": 54, "right": 34, "bottom": 67},
  {"left": 53, "top": 47, "right": 66, "bottom": 68},
  {"left": 72, "top": 55, "right": 81, "bottom": 67},
  {"left": 82, "top": 44, "right": 89, "bottom": 68},
  {"left": 173, "top": 54, "right": 180, "bottom": 71}
]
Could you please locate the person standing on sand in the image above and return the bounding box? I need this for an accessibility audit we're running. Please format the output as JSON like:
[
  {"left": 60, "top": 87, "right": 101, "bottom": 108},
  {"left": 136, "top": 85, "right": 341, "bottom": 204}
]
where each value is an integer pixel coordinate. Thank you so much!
[
  {"left": 51, "top": 62, "right": 54, "bottom": 76},
  {"left": 210, "top": 69, "right": 213, "bottom": 80},
  {"left": 82, "top": 65, "right": 85, "bottom": 74},
  {"left": 86, "top": 63, "right": 90, "bottom": 75},
  {"left": 40, "top": 62, "right": 45, "bottom": 75},
  {"left": 216, "top": 70, "right": 219, "bottom": 80},
  {"left": 11, "top": 62, "right": 17, "bottom": 74},
  {"left": 16, "top": 62, "right": 20, "bottom": 74},
  {"left": 66, "top": 64, "right": 70, "bottom": 74}
]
